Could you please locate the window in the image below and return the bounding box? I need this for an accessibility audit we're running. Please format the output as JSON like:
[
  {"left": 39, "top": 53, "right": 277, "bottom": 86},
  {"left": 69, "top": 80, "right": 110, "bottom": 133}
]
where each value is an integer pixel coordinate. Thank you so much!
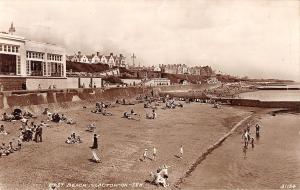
[
  {"left": 43, "top": 62, "right": 47, "bottom": 76},
  {"left": 12, "top": 46, "right": 15, "bottom": 53},
  {"left": 8, "top": 45, "right": 11, "bottom": 52},
  {"left": 16, "top": 56, "right": 21, "bottom": 75},
  {"left": 61, "top": 64, "right": 65, "bottom": 77},
  {"left": 26, "top": 60, "right": 31, "bottom": 75},
  {"left": 4, "top": 45, "right": 7, "bottom": 51},
  {"left": 16, "top": 46, "right": 19, "bottom": 53},
  {"left": 47, "top": 62, "right": 51, "bottom": 76},
  {"left": 0, "top": 44, "right": 2, "bottom": 51}
]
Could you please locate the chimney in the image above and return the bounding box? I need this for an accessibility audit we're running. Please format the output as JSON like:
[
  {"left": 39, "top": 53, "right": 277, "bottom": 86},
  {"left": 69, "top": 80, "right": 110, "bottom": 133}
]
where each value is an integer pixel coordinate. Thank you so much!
[
  {"left": 78, "top": 51, "right": 81, "bottom": 56},
  {"left": 97, "top": 52, "right": 100, "bottom": 56}
]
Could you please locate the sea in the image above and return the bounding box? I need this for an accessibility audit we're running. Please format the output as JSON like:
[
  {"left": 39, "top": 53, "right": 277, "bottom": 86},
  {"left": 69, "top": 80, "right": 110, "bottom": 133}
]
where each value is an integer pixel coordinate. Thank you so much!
[{"left": 239, "top": 84, "right": 300, "bottom": 101}]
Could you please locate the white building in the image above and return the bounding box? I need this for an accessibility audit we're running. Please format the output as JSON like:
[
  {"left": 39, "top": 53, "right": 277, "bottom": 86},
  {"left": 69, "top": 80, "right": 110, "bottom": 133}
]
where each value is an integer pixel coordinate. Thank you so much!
[
  {"left": 89, "top": 52, "right": 101, "bottom": 63},
  {"left": 121, "top": 78, "right": 142, "bottom": 86},
  {"left": 143, "top": 78, "right": 170, "bottom": 86},
  {"left": 0, "top": 29, "right": 66, "bottom": 78},
  {"left": 106, "top": 53, "right": 115, "bottom": 68}
]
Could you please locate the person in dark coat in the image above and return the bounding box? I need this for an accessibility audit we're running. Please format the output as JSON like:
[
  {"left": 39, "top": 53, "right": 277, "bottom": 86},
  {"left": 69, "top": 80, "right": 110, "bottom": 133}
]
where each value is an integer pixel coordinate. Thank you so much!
[{"left": 91, "top": 134, "right": 99, "bottom": 149}]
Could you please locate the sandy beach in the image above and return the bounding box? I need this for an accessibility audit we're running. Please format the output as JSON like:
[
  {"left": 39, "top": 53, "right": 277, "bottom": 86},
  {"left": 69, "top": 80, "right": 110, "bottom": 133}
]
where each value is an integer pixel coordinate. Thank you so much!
[
  {"left": 0, "top": 101, "right": 254, "bottom": 190},
  {"left": 181, "top": 112, "right": 300, "bottom": 189}
]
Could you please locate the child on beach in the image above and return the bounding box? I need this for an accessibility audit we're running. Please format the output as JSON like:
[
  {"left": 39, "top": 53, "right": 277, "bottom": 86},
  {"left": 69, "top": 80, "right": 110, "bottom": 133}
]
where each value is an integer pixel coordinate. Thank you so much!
[
  {"left": 143, "top": 149, "right": 148, "bottom": 161},
  {"left": 153, "top": 147, "right": 157, "bottom": 161}
]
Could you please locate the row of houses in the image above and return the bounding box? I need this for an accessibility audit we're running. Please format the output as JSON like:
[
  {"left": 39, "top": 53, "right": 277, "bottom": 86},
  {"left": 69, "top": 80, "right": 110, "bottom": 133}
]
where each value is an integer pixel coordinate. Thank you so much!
[
  {"left": 67, "top": 51, "right": 126, "bottom": 68},
  {"left": 159, "top": 64, "right": 214, "bottom": 76}
]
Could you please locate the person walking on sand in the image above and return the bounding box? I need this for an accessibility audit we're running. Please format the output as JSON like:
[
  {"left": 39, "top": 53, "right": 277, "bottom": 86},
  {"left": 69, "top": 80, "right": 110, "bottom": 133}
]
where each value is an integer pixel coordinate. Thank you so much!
[
  {"left": 90, "top": 134, "right": 101, "bottom": 163},
  {"left": 179, "top": 145, "right": 183, "bottom": 159},
  {"left": 153, "top": 147, "right": 157, "bottom": 161},
  {"left": 143, "top": 149, "right": 148, "bottom": 161},
  {"left": 90, "top": 134, "right": 99, "bottom": 149}
]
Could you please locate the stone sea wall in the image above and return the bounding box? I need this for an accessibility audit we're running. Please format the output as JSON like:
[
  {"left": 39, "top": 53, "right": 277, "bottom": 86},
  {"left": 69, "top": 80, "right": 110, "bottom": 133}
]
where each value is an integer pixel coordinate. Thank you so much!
[{"left": 0, "top": 85, "right": 206, "bottom": 112}]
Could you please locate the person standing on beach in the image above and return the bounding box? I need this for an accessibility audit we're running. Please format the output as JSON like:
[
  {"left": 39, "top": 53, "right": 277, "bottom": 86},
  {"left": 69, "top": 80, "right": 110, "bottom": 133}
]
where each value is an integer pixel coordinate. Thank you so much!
[
  {"left": 36, "top": 125, "right": 43, "bottom": 143},
  {"left": 255, "top": 124, "right": 260, "bottom": 137},
  {"left": 251, "top": 137, "right": 255, "bottom": 148},
  {"left": 179, "top": 145, "right": 183, "bottom": 159},
  {"left": 242, "top": 130, "right": 249, "bottom": 148},
  {"left": 91, "top": 134, "right": 99, "bottom": 149},
  {"left": 153, "top": 147, "right": 157, "bottom": 161},
  {"left": 90, "top": 134, "right": 101, "bottom": 163},
  {"left": 143, "top": 149, "right": 148, "bottom": 161}
]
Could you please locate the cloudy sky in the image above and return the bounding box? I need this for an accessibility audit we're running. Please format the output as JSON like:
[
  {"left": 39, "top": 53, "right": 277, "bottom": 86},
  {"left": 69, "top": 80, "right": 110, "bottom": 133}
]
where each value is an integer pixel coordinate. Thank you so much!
[{"left": 0, "top": 0, "right": 299, "bottom": 81}]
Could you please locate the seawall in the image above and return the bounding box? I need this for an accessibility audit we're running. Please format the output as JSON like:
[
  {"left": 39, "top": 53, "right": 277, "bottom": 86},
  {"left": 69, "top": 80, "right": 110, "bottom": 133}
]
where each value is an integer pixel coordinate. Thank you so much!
[{"left": 0, "top": 84, "right": 207, "bottom": 113}]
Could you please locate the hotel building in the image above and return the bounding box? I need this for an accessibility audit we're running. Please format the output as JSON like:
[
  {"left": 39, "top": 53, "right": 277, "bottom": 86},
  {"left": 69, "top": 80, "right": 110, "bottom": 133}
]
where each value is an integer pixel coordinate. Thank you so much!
[{"left": 0, "top": 24, "right": 66, "bottom": 78}]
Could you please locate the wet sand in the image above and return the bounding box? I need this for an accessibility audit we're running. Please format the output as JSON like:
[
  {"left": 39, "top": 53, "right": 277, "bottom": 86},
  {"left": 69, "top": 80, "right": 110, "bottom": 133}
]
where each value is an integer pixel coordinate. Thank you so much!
[
  {"left": 181, "top": 113, "right": 300, "bottom": 189},
  {"left": 0, "top": 102, "right": 252, "bottom": 190}
]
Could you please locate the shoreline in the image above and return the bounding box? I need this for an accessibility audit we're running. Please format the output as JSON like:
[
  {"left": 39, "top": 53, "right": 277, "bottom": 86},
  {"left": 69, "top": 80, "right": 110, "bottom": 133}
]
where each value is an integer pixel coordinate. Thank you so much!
[
  {"left": 174, "top": 114, "right": 253, "bottom": 189},
  {"left": 180, "top": 111, "right": 300, "bottom": 189}
]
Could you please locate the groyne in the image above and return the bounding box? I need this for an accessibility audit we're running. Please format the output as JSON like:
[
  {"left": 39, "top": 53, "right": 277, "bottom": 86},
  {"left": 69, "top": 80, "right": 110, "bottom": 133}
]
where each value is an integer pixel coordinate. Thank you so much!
[
  {"left": 159, "top": 91, "right": 300, "bottom": 109},
  {"left": 217, "top": 98, "right": 300, "bottom": 109},
  {"left": 174, "top": 114, "right": 253, "bottom": 189}
]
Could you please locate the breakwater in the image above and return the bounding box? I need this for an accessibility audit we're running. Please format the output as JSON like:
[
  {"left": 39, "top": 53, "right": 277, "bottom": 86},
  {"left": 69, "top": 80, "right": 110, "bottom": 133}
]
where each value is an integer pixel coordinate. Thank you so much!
[
  {"left": 174, "top": 114, "right": 253, "bottom": 189},
  {"left": 218, "top": 98, "right": 300, "bottom": 109},
  {"left": 159, "top": 91, "right": 300, "bottom": 109}
]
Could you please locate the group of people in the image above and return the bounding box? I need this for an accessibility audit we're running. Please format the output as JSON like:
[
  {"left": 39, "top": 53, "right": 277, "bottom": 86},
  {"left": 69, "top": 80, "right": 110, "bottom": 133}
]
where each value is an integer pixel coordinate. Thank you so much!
[
  {"left": 44, "top": 108, "right": 75, "bottom": 124},
  {"left": 242, "top": 123, "right": 260, "bottom": 149},
  {"left": 65, "top": 132, "right": 82, "bottom": 144},
  {"left": 141, "top": 145, "right": 183, "bottom": 188},
  {"left": 123, "top": 109, "right": 140, "bottom": 120},
  {"left": 146, "top": 109, "right": 157, "bottom": 120},
  {"left": 20, "top": 121, "right": 43, "bottom": 143},
  {"left": 2, "top": 109, "right": 35, "bottom": 122},
  {"left": 0, "top": 140, "right": 22, "bottom": 157},
  {"left": 165, "top": 99, "right": 183, "bottom": 109},
  {"left": 213, "top": 102, "right": 221, "bottom": 109},
  {"left": 91, "top": 102, "right": 112, "bottom": 116},
  {"left": 87, "top": 123, "right": 97, "bottom": 132},
  {"left": 142, "top": 147, "right": 157, "bottom": 161},
  {"left": 0, "top": 119, "right": 44, "bottom": 158},
  {"left": 150, "top": 164, "right": 170, "bottom": 187}
]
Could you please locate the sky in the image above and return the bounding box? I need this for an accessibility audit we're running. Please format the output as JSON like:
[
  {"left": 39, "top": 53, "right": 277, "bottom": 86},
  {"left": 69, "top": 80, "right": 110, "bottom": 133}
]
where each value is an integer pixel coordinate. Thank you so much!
[{"left": 0, "top": 0, "right": 299, "bottom": 81}]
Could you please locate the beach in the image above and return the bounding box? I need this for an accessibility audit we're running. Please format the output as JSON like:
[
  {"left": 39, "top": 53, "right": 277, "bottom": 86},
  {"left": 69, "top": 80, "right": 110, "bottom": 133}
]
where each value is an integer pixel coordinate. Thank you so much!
[
  {"left": 181, "top": 112, "right": 300, "bottom": 189},
  {"left": 0, "top": 101, "right": 254, "bottom": 190}
]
